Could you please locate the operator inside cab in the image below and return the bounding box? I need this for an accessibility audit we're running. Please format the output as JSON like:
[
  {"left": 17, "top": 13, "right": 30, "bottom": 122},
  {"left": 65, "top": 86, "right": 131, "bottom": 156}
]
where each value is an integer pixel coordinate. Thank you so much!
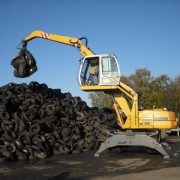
[
  {"left": 89, "top": 59, "right": 99, "bottom": 85},
  {"left": 79, "top": 54, "right": 120, "bottom": 86}
]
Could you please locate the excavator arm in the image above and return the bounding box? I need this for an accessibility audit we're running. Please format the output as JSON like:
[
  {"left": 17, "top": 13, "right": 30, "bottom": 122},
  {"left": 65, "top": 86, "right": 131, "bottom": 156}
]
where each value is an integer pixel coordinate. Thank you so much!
[
  {"left": 22, "top": 30, "right": 94, "bottom": 57},
  {"left": 11, "top": 30, "right": 94, "bottom": 78}
]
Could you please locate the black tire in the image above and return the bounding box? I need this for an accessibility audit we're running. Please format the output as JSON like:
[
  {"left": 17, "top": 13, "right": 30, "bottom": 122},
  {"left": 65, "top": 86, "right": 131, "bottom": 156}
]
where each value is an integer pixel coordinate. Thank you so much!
[
  {"left": 13, "top": 112, "right": 23, "bottom": 121},
  {"left": 75, "top": 138, "right": 85, "bottom": 146},
  {"left": 72, "top": 134, "right": 81, "bottom": 141},
  {"left": 87, "top": 117, "right": 94, "bottom": 126},
  {"left": 13, "top": 69, "right": 19, "bottom": 77},
  {"left": 22, "top": 111, "right": 34, "bottom": 122},
  {"left": 60, "top": 145, "right": 70, "bottom": 154},
  {"left": 0, "top": 111, "right": 10, "bottom": 120},
  {"left": 60, "top": 117, "right": 70, "bottom": 124},
  {"left": 73, "top": 97, "right": 79, "bottom": 107},
  {"left": 60, "top": 105, "right": 69, "bottom": 114},
  {"left": 76, "top": 117, "right": 87, "bottom": 126},
  {"left": 2, "top": 143, "right": 16, "bottom": 159},
  {"left": 53, "top": 130, "right": 60, "bottom": 140},
  {"left": 46, "top": 104, "right": 56, "bottom": 115},
  {"left": 76, "top": 112, "right": 84, "bottom": 121},
  {"left": 0, "top": 105, "right": 6, "bottom": 112},
  {"left": 29, "top": 124, "right": 40, "bottom": 136},
  {"left": 14, "top": 139, "right": 24, "bottom": 149},
  {"left": 32, "top": 135, "right": 45, "bottom": 145},
  {"left": 4, "top": 143, "right": 16, "bottom": 153},
  {"left": 4, "top": 130, "right": 16, "bottom": 141},
  {"left": 34, "top": 151, "right": 47, "bottom": 159},
  {"left": 66, "top": 141, "right": 73, "bottom": 153},
  {"left": 18, "top": 120, "right": 26, "bottom": 133},
  {"left": 98, "top": 113, "right": 107, "bottom": 123},
  {"left": 85, "top": 132, "right": 94, "bottom": 144},
  {"left": 85, "top": 126, "right": 94, "bottom": 131},
  {"left": 45, "top": 134, "right": 55, "bottom": 147},
  {"left": 61, "top": 128, "right": 71, "bottom": 137},
  {"left": 2, "top": 120, "right": 14, "bottom": 131},
  {"left": 18, "top": 132, "right": 31, "bottom": 145},
  {"left": 39, "top": 141, "right": 49, "bottom": 152},
  {"left": 25, "top": 145, "right": 34, "bottom": 156},
  {"left": 18, "top": 63, "right": 27, "bottom": 77},
  {"left": 72, "top": 126, "right": 80, "bottom": 135}
]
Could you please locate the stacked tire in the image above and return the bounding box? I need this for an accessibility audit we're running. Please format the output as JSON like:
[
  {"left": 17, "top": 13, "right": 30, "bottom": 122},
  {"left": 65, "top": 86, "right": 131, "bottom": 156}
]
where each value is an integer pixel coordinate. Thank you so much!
[{"left": 0, "top": 82, "right": 118, "bottom": 162}]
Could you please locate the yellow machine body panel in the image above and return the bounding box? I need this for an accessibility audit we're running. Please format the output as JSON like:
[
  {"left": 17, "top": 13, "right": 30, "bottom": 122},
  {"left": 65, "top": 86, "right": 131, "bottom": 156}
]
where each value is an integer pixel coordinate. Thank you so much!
[{"left": 139, "top": 110, "right": 178, "bottom": 129}]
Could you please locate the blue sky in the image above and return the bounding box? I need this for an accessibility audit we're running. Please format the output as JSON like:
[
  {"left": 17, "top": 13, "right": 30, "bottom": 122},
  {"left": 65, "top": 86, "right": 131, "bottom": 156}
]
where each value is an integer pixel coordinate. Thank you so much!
[{"left": 0, "top": 0, "right": 180, "bottom": 105}]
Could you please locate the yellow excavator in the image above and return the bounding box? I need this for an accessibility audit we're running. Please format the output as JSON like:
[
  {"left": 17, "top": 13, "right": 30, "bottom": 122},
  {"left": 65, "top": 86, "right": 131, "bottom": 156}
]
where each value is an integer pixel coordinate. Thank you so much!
[{"left": 11, "top": 30, "right": 178, "bottom": 158}]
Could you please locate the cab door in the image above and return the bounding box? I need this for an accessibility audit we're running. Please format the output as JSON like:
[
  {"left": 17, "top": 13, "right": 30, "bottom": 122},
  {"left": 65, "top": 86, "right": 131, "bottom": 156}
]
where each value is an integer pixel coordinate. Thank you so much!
[
  {"left": 100, "top": 55, "right": 120, "bottom": 85},
  {"left": 78, "top": 54, "right": 120, "bottom": 86}
]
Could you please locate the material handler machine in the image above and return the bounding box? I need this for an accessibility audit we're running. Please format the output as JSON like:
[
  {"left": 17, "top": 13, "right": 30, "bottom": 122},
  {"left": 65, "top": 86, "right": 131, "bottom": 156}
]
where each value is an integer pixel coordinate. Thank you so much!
[{"left": 11, "top": 30, "right": 178, "bottom": 158}]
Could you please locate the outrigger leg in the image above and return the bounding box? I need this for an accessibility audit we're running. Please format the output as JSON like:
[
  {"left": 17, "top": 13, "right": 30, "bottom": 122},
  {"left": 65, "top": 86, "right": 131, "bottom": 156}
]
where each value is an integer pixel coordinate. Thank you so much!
[{"left": 94, "top": 131, "right": 171, "bottom": 159}]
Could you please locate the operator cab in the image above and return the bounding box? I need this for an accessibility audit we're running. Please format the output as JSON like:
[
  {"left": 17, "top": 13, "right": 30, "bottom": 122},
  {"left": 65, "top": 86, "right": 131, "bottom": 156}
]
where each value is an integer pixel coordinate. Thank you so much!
[{"left": 78, "top": 54, "right": 120, "bottom": 87}]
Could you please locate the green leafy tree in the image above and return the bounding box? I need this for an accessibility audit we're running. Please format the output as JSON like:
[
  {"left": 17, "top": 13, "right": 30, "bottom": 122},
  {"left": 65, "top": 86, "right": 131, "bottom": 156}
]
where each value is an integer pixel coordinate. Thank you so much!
[
  {"left": 126, "top": 69, "right": 153, "bottom": 109},
  {"left": 88, "top": 91, "right": 113, "bottom": 108},
  {"left": 128, "top": 68, "right": 152, "bottom": 94},
  {"left": 141, "top": 74, "right": 171, "bottom": 109},
  {"left": 165, "top": 76, "right": 180, "bottom": 114}
]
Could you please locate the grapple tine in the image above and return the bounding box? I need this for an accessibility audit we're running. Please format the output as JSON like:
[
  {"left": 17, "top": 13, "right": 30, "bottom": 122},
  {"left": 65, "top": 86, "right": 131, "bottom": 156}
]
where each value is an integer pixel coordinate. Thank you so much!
[{"left": 11, "top": 46, "right": 38, "bottom": 78}]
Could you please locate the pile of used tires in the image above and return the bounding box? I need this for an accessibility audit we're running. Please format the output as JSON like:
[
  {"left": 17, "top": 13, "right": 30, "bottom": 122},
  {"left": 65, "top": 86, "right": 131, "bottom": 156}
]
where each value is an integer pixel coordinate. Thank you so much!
[{"left": 0, "top": 81, "right": 118, "bottom": 162}]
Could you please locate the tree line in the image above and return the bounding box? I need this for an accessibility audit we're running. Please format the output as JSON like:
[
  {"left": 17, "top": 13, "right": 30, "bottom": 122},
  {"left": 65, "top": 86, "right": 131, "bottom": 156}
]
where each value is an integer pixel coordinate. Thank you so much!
[{"left": 88, "top": 69, "right": 180, "bottom": 116}]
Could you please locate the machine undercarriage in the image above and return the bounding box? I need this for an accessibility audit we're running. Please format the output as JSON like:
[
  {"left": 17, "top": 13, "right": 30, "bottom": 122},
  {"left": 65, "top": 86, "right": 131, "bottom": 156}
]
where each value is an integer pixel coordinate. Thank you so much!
[{"left": 94, "top": 130, "right": 171, "bottom": 158}]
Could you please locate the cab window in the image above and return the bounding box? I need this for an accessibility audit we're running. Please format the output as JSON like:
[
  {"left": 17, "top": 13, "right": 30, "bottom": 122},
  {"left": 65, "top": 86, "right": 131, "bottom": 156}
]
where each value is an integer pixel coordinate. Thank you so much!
[
  {"left": 80, "top": 57, "right": 99, "bottom": 85},
  {"left": 102, "top": 56, "right": 118, "bottom": 78}
]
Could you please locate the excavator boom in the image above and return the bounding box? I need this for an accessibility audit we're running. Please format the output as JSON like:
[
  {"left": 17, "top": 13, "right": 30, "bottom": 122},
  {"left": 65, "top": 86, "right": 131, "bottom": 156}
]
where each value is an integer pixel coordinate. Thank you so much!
[{"left": 22, "top": 30, "right": 94, "bottom": 57}]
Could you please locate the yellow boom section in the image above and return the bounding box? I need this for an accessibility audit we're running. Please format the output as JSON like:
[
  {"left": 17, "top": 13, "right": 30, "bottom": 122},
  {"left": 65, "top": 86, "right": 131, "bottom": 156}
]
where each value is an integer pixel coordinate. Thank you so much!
[{"left": 23, "top": 30, "right": 94, "bottom": 57}]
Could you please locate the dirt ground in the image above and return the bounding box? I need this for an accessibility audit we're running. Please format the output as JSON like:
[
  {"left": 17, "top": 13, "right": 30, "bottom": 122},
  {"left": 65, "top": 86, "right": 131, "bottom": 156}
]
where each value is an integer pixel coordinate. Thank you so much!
[{"left": 0, "top": 135, "right": 180, "bottom": 180}]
